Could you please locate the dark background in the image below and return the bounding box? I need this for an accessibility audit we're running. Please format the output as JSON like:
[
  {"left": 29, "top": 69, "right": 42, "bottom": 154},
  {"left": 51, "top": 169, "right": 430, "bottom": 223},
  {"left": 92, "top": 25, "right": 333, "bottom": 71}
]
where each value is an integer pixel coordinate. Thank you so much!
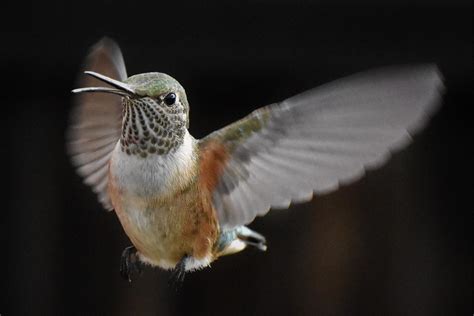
[{"left": 3, "top": 1, "right": 472, "bottom": 315}]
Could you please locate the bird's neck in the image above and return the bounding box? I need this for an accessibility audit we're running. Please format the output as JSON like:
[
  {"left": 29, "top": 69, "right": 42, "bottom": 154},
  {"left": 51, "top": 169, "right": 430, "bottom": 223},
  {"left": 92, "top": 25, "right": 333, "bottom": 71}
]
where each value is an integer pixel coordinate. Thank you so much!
[
  {"left": 119, "top": 104, "right": 186, "bottom": 159},
  {"left": 110, "top": 131, "right": 198, "bottom": 198}
]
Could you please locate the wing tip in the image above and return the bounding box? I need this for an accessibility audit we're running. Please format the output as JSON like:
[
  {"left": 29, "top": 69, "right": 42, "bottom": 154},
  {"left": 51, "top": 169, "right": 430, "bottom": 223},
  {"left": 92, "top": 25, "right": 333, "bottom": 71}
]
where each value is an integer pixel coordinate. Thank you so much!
[{"left": 88, "top": 36, "right": 121, "bottom": 59}]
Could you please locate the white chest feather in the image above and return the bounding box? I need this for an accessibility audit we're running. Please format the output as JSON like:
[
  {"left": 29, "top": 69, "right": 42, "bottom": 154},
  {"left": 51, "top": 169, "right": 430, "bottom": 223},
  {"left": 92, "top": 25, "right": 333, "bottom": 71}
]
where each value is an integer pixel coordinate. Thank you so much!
[{"left": 110, "top": 132, "right": 196, "bottom": 198}]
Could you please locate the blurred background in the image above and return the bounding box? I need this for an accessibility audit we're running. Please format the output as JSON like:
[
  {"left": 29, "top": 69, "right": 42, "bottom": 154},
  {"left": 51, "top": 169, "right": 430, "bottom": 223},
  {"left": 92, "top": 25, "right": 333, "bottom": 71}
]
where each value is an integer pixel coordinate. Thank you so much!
[{"left": 3, "top": 0, "right": 472, "bottom": 315}]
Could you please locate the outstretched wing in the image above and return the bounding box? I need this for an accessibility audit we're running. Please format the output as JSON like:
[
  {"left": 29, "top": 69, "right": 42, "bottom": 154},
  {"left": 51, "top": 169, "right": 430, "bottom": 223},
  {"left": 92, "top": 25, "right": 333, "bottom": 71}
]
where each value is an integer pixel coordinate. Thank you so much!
[
  {"left": 67, "top": 38, "right": 127, "bottom": 210},
  {"left": 199, "top": 65, "right": 444, "bottom": 230}
]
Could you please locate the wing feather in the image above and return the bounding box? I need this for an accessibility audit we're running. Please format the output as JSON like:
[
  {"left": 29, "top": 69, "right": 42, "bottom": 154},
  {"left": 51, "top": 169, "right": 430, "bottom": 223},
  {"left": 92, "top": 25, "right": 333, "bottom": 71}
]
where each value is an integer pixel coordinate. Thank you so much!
[
  {"left": 66, "top": 38, "right": 127, "bottom": 210},
  {"left": 200, "top": 65, "right": 444, "bottom": 229}
]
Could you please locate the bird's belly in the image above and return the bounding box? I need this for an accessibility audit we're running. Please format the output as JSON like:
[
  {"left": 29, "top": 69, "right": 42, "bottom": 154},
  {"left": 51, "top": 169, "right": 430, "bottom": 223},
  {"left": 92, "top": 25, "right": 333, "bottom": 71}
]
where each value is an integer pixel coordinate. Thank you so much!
[
  {"left": 114, "top": 185, "right": 218, "bottom": 271},
  {"left": 108, "top": 137, "right": 219, "bottom": 270},
  {"left": 118, "top": 196, "right": 189, "bottom": 269}
]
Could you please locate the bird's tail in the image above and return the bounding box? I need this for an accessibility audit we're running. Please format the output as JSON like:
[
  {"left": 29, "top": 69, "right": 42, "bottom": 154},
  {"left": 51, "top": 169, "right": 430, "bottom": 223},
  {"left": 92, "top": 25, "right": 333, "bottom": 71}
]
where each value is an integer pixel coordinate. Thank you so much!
[{"left": 215, "top": 226, "right": 267, "bottom": 257}]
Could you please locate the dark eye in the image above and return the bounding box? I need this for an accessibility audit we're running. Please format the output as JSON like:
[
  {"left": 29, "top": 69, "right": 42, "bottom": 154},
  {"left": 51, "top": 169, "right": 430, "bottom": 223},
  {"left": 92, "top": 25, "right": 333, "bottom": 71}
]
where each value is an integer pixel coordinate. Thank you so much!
[{"left": 163, "top": 92, "right": 176, "bottom": 106}]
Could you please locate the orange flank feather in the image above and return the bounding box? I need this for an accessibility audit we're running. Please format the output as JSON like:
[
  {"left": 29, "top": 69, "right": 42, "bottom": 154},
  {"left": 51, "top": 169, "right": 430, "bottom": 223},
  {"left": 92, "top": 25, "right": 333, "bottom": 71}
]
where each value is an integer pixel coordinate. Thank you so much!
[{"left": 198, "top": 140, "right": 231, "bottom": 193}]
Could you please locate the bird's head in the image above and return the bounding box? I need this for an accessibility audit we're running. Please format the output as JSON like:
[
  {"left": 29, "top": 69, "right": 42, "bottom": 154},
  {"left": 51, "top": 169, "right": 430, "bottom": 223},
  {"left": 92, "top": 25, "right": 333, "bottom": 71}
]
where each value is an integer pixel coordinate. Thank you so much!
[{"left": 73, "top": 71, "right": 190, "bottom": 157}]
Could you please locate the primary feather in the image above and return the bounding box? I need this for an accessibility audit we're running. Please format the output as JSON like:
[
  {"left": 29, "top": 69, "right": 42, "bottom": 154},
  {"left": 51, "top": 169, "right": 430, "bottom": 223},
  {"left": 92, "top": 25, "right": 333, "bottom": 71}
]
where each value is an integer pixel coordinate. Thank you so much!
[
  {"left": 200, "top": 65, "right": 444, "bottom": 230},
  {"left": 67, "top": 38, "right": 126, "bottom": 210}
]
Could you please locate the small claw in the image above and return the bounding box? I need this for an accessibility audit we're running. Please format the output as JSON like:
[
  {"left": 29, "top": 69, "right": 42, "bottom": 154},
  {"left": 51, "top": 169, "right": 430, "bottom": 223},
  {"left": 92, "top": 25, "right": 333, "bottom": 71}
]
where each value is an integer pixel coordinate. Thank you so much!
[
  {"left": 120, "top": 246, "right": 142, "bottom": 282},
  {"left": 168, "top": 255, "right": 189, "bottom": 289}
]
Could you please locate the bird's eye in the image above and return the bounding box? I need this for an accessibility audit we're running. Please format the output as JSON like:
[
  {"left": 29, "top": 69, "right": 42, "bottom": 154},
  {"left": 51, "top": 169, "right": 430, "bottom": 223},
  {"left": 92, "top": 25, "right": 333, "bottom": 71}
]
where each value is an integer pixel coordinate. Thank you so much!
[{"left": 163, "top": 92, "right": 176, "bottom": 106}]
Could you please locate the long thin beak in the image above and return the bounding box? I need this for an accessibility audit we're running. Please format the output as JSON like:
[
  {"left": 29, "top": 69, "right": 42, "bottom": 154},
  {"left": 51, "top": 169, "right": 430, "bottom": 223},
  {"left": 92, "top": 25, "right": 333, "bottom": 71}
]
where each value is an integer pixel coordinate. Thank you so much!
[
  {"left": 71, "top": 86, "right": 132, "bottom": 96},
  {"left": 71, "top": 71, "right": 136, "bottom": 96}
]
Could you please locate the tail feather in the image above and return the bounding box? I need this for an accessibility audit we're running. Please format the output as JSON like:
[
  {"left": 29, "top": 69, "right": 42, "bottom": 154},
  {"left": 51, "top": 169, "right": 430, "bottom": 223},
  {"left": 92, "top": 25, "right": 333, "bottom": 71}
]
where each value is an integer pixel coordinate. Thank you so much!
[
  {"left": 236, "top": 226, "right": 267, "bottom": 251},
  {"left": 215, "top": 226, "right": 267, "bottom": 256}
]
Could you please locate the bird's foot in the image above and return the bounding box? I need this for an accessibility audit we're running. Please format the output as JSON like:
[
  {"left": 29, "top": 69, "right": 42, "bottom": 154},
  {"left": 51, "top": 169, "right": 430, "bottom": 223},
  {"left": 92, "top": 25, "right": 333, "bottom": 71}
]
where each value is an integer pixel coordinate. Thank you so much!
[
  {"left": 120, "top": 246, "right": 143, "bottom": 282},
  {"left": 168, "top": 255, "right": 189, "bottom": 288}
]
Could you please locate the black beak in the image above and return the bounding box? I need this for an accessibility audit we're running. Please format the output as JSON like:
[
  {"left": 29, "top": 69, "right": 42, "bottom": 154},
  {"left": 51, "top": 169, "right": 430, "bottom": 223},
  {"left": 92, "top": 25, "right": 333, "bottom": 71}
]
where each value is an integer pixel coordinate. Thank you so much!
[{"left": 72, "top": 71, "right": 135, "bottom": 96}]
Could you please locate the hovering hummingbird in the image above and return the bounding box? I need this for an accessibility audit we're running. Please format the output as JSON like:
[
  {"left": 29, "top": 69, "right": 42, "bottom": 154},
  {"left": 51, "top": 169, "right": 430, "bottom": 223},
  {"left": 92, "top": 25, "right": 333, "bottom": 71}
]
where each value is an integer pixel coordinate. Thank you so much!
[{"left": 68, "top": 38, "right": 443, "bottom": 282}]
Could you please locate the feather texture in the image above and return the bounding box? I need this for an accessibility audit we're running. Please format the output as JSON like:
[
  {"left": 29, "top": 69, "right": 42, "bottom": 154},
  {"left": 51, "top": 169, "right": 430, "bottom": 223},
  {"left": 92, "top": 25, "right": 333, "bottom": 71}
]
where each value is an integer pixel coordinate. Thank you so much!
[
  {"left": 67, "top": 38, "right": 127, "bottom": 210},
  {"left": 200, "top": 65, "right": 444, "bottom": 230}
]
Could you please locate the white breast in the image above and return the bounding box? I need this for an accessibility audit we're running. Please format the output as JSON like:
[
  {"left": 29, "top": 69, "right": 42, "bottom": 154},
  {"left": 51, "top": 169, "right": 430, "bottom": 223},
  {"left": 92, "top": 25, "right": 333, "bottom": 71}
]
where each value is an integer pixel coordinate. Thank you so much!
[{"left": 109, "top": 131, "right": 196, "bottom": 197}]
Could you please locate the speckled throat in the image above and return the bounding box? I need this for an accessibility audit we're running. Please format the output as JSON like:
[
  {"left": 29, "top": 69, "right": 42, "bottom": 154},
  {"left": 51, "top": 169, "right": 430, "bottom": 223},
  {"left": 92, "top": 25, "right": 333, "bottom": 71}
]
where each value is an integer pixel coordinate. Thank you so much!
[{"left": 119, "top": 97, "right": 187, "bottom": 158}]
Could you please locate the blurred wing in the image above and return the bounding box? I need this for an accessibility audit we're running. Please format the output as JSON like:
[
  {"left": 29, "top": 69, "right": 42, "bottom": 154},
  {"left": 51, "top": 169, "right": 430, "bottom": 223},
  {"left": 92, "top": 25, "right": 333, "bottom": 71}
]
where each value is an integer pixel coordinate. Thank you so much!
[
  {"left": 199, "top": 65, "right": 444, "bottom": 230},
  {"left": 67, "top": 38, "right": 127, "bottom": 211}
]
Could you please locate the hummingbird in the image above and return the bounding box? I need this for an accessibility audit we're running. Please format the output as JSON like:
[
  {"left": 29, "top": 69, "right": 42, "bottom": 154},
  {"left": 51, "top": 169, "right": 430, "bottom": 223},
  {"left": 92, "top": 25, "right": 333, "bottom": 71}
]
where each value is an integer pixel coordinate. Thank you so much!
[{"left": 68, "top": 38, "right": 443, "bottom": 282}]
